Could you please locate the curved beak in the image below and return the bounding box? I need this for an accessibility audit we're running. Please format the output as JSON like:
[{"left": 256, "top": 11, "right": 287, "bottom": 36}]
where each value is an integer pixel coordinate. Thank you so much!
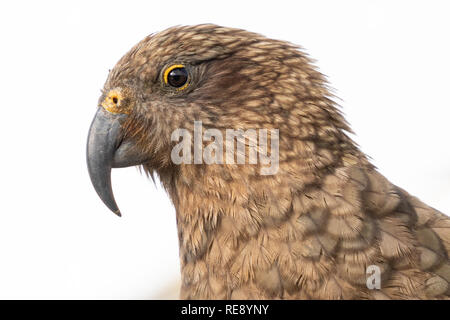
[
  {"left": 87, "top": 108, "right": 148, "bottom": 216},
  {"left": 87, "top": 108, "right": 126, "bottom": 216}
]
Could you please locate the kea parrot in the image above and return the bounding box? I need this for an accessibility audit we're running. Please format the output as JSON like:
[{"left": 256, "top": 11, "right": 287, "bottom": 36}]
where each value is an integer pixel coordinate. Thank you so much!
[{"left": 87, "top": 25, "right": 450, "bottom": 299}]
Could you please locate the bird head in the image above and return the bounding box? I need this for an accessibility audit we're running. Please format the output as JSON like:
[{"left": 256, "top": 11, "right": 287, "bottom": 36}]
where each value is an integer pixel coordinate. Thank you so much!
[{"left": 87, "top": 24, "right": 352, "bottom": 216}]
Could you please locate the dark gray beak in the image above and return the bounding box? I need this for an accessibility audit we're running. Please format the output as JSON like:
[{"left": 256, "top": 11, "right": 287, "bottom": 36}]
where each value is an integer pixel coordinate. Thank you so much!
[{"left": 87, "top": 108, "right": 148, "bottom": 216}]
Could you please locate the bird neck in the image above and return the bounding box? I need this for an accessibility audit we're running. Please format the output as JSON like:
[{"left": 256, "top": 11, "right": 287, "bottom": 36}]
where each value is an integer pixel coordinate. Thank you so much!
[{"left": 158, "top": 132, "right": 366, "bottom": 298}]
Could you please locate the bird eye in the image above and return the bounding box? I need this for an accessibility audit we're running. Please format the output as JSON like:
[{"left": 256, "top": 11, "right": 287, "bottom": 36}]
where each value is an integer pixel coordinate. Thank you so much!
[{"left": 164, "top": 64, "right": 189, "bottom": 90}]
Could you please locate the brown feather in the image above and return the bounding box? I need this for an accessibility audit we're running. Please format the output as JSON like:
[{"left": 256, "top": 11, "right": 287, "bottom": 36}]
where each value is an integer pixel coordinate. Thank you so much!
[{"left": 101, "top": 24, "right": 450, "bottom": 299}]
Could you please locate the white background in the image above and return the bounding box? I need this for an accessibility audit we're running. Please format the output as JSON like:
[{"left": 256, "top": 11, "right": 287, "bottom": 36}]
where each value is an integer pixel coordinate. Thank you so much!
[{"left": 0, "top": 0, "right": 449, "bottom": 299}]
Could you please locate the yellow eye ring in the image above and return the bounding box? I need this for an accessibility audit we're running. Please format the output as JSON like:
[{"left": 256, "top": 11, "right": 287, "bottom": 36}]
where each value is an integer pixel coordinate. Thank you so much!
[{"left": 163, "top": 64, "right": 189, "bottom": 91}]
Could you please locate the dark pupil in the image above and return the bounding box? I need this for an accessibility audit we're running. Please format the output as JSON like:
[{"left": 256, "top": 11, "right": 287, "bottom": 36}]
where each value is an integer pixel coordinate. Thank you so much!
[{"left": 168, "top": 67, "right": 188, "bottom": 88}]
